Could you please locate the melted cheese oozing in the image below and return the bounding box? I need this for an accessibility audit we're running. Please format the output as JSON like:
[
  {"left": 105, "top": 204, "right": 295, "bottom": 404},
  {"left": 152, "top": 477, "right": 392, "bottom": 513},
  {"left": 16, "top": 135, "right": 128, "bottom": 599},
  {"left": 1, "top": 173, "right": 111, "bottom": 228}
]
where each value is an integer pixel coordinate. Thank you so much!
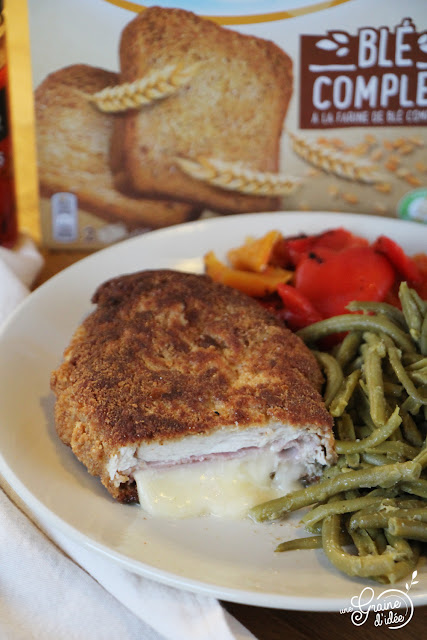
[{"left": 134, "top": 452, "right": 305, "bottom": 518}]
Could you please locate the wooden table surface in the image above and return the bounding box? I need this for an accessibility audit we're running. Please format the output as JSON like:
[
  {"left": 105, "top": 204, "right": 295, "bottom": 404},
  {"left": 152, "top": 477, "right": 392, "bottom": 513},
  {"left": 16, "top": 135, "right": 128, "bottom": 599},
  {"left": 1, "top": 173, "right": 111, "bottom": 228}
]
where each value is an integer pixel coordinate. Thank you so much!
[{"left": 34, "top": 249, "right": 427, "bottom": 640}]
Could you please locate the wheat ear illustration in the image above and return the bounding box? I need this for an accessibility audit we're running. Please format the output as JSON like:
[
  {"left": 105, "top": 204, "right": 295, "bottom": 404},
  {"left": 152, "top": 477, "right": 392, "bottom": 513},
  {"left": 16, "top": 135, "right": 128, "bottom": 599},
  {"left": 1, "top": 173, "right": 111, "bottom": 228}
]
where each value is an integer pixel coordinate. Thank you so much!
[
  {"left": 175, "top": 156, "right": 301, "bottom": 196},
  {"left": 289, "top": 131, "right": 384, "bottom": 184},
  {"left": 406, "top": 570, "right": 418, "bottom": 593},
  {"left": 88, "top": 63, "right": 200, "bottom": 113}
]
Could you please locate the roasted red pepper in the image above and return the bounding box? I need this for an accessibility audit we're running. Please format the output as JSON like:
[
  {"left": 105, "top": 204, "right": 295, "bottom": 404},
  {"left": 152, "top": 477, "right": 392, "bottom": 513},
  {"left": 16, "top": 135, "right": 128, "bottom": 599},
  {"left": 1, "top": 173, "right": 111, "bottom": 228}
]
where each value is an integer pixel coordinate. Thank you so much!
[
  {"left": 373, "top": 235, "right": 422, "bottom": 285},
  {"left": 294, "top": 246, "right": 396, "bottom": 318},
  {"left": 412, "top": 254, "right": 427, "bottom": 300},
  {"left": 285, "top": 227, "right": 369, "bottom": 266},
  {"left": 285, "top": 235, "right": 315, "bottom": 266},
  {"left": 276, "top": 283, "right": 323, "bottom": 329},
  {"left": 208, "top": 226, "right": 427, "bottom": 331}
]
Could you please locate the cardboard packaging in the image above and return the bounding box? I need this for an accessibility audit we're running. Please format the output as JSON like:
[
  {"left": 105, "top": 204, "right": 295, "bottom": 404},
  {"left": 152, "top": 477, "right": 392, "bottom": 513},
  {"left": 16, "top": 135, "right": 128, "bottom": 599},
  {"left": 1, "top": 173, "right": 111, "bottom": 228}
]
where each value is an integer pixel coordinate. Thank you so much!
[{"left": 8, "top": 1, "right": 427, "bottom": 249}]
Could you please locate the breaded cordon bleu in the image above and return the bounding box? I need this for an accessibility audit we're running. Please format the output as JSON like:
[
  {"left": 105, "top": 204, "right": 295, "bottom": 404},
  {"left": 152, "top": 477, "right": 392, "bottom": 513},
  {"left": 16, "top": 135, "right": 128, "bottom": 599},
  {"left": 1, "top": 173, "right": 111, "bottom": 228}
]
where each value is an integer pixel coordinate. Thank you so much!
[{"left": 51, "top": 269, "right": 335, "bottom": 518}]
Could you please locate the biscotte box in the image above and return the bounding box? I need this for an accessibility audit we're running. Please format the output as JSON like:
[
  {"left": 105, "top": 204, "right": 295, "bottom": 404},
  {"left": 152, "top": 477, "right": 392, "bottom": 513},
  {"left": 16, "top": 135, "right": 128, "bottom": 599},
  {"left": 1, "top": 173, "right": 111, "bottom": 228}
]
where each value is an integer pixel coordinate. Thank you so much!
[{"left": 7, "top": 0, "right": 427, "bottom": 248}]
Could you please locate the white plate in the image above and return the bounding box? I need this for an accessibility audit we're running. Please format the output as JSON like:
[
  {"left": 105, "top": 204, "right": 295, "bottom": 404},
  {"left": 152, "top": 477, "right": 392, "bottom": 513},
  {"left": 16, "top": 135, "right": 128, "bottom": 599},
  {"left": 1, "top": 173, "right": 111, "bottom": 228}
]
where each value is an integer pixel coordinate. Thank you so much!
[{"left": 1, "top": 212, "right": 427, "bottom": 611}]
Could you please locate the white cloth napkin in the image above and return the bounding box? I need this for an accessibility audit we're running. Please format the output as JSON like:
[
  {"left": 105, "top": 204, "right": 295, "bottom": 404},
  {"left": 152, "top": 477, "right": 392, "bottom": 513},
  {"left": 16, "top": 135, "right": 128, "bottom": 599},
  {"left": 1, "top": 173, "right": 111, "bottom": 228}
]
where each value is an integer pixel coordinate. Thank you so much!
[
  {"left": 0, "top": 237, "right": 257, "bottom": 640},
  {"left": 0, "top": 234, "right": 44, "bottom": 326}
]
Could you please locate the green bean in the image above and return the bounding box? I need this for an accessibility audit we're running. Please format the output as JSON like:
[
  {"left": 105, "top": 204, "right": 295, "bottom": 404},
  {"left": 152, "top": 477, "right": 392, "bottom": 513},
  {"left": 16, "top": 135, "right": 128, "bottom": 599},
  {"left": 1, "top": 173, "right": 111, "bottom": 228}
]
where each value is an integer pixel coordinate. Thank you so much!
[
  {"left": 349, "top": 528, "right": 378, "bottom": 556},
  {"left": 348, "top": 355, "right": 364, "bottom": 373},
  {"left": 369, "top": 528, "right": 388, "bottom": 554},
  {"left": 303, "top": 521, "right": 353, "bottom": 543},
  {"left": 334, "top": 331, "right": 362, "bottom": 369},
  {"left": 346, "top": 455, "right": 361, "bottom": 469},
  {"left": 253, "top": 285, "right": 427, "bottom": 583},
  {"left": 420, "top": 314, "right": 427, "bottom": 356},
  {"left": 361, "top": 452, "right": 390, "bottom": 465},
  {"left": 365, "top": 487, "right": 400, "bottom": 499},
  {"left": 349, "top": 507, "right": 427, "bottom": 531},
  {"left": 313, "top": 351, "right": 344, "bottom": 407},
  {"left": 362, "top": 334, "right": 387, "bottom": 426},
  {"left": 337, "top": 455, "right": 351, "bottom": 468},
  {"left": 400, "top": 394, "right": 423, "bottom": 416},
  {"left": 300, "top": 495, "right": 391, "bottom": 528},
  {"left": 347, "top": 300, "right": 407, "bottom": 329},
  {"left": 335, "top": 412, "right": 356, "bottom": 442},
  {"left": 388, "top": 424, "right": 404, "bottom": 443},
  {"left": 384, "top": 506, "right": 426, "bottom": 522},
  {"left": 321, "top": 513, "right": 400, "bottom": 578},
  {"left": 373, "top": 530, "right": 419, "bottom": 583},
  {"left": 400, "top": 412, "right": 425, "bottom": 447},
  {"left": 349, "top": 513, "right": 389, "bottom": 533},
  {"left": 407, "top": 357, "right": 427, "bottom": 370},
  {"left": 297, "top": 313, "right": 416, "bottom": 353},
  {"left": 249, "top": 460, "right": 421, "bottom": 522},
  {"left": 403, "top": 352, "right": 426, "bottom": 365},
  {"left": 408, "top": 369, "right": 427, "bottom": 384},
  {"left": 356, "top": 426, "right": 373, "bottom": 440},
  {"left": 409, "top": 288, "right": 427, "bottom": 315},
  {"left": 275, "top": 536, "right": 322, "bottom": 552},
  {"left": 305, "top": 521, "right": 322, "bottom": 535},
  {"left": 400, "top": 479, "right": 427, "bottom": 498},
  {"left": 336, "top": 413, "right": 359, "bottom": 468},
  {"left": 329, "top": 370, "right": 361, "bottom": 417},
  {"left": 321, "top": 465, "right": 343, "bottom": 481},
  {"left": 413, "top": 447, "right": 427, "bottom": 468},
  {"left": 388, "top": 517, "right": 427, "bottom": 542},
  {"left": 344, "top": 489, "right": 359, "bottom": 499},
  {"left": 365, "top": 441, "right": 420, "bottom": 460},
  {"left": 354, "top": 388, "right": 376, "bottom": 432},
  {"left": 399, "top": 282, "right": 423, "bottom": 342},
  {"left": 383, "top": 529, "right": 415, "bottom": 564},
  {"left": 384, "top": 381, "right": 403, "bottom": 398},
  {"left": 365, "top": 496, "right": 426, "bottom": 509},
  {"left": 381, "top": 552, "right": 420, "bottom": 584},
  {"left": 408, "top": 368, "right": 427, "bottom": 385},
  {"left": 334, "top": 407, "right": 401, "bottom": 454},
  {"left": 386, "top": 341, "right": 427, "bottom": 405}
]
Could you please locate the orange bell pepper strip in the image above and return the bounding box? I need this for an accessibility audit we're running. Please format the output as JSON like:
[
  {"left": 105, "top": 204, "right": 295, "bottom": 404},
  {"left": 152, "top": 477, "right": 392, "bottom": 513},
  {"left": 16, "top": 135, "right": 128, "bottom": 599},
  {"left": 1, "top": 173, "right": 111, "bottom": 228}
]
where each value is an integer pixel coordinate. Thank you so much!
[
  {"left": 226, "top": 230, "right": 283, "bottom": 273},
  {"left": 204, "top": 251, "right": 293, "bottom": 297}
]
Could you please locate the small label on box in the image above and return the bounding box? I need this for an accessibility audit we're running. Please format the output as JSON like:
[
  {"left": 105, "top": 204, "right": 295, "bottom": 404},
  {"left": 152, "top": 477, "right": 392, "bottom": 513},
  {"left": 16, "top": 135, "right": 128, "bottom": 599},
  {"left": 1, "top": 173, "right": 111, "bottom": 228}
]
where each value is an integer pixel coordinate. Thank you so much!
[{"left": 51, "top": 192, "right": 78, "bottom": 242}]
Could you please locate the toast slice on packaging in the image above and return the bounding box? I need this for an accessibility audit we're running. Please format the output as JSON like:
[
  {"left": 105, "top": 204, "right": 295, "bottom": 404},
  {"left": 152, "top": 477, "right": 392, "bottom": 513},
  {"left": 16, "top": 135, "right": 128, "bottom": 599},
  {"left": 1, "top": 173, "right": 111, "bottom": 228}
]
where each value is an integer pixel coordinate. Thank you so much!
[
  {"left": 35, "top": 64, "right": 199, "bottom": 232},
  {"left": 110, "top": 7, "right": 293, "bottom": 214}
]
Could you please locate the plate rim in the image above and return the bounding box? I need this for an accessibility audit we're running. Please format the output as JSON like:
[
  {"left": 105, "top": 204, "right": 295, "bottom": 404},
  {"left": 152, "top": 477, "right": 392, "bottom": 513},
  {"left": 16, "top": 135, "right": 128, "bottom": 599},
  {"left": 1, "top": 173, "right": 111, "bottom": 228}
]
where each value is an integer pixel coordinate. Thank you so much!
[{"left": 1, "top": 210, "right": 427, "bottom": 611}]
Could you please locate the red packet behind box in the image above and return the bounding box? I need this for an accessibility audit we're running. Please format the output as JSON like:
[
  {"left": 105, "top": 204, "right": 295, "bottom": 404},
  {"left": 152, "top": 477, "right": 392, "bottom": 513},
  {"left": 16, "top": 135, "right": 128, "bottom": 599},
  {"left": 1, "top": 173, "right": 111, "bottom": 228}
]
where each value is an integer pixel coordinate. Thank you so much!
[{"left": 10, "top": 0, "right": 427, "bottom": 249}]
